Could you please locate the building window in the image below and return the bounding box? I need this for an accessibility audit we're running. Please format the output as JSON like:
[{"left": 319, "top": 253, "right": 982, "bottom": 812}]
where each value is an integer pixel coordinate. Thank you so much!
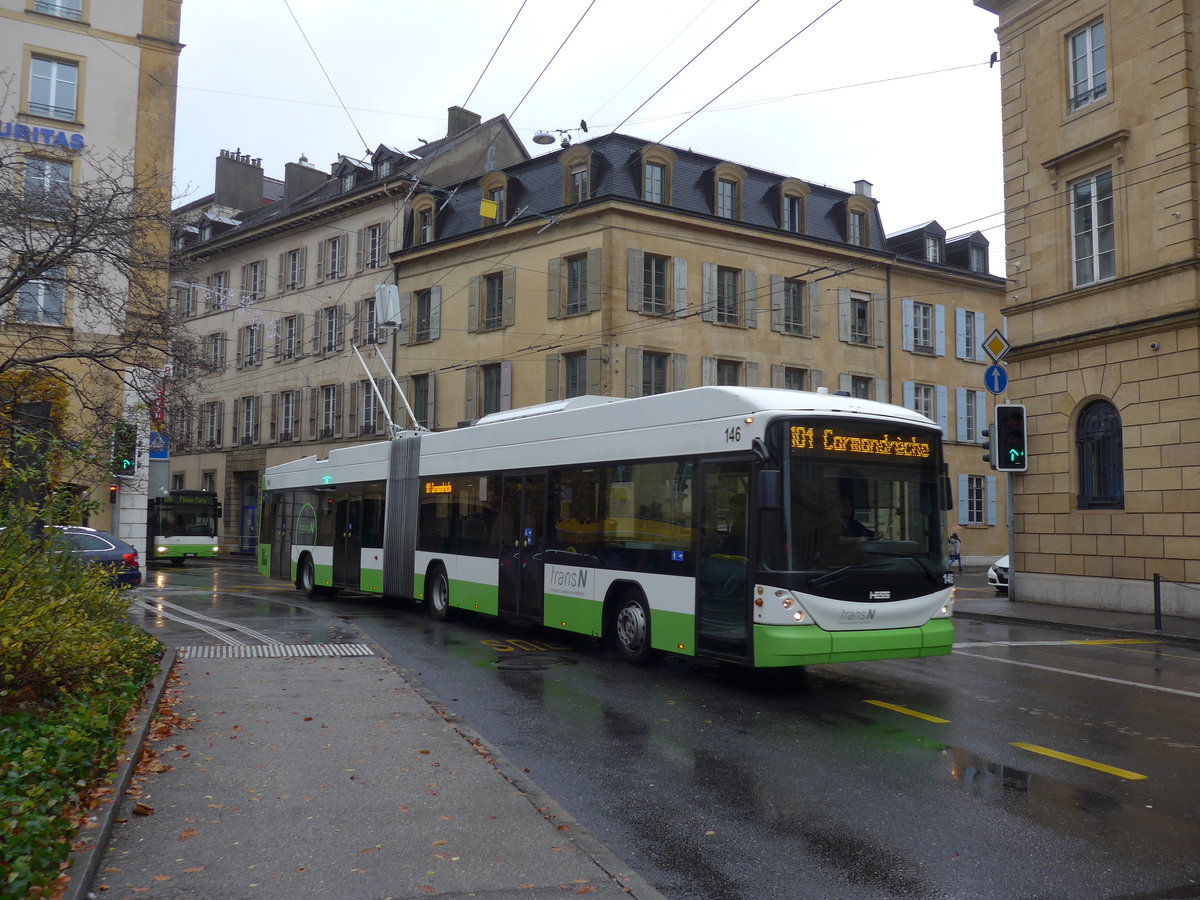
[
  {"left": 964, "top": 391, "right": 980, "bottom": 443},
  {"left": 1077, "top": 400, "right": 1123, "bottom": 509},
  {"left": 568, "top": 166, "right": 589, "bottom": 204},
  {"left": 285, "top": 248, "right": 305, "bottom": 289},
  {"left": 177, "top": 285, "right": 196, "bottom": 319},
  {"left": 366, "top": 223, "right": 385, "bottom": 269},
  {"left": 15, "top": 268, "right": 65, "bottom": 324},
  {"left": 320, "top": 236, "right": 345, "bottom": 279},
  {"left": 963, "top": 312, "right": 977, "bottom": 360},
  {"left": 34, "top": 0, "right": 83, "bottom": 20},
  {"left": 360, "top": 380, "right": 379, "bottom": 434},
  {"left": 239, "top": 396, "right": 258, "bottom": 445},
  {"left": 850, "top": 295, "right": 870, "bottom": 344},
  {"left": 782, "top": 278, "right": 805, "bottom": 335},
  {"left": 911, "top": 383, "right": 934, "bottom": 419},
  {"left": 782, "top": 367, "right": 806, "bottom": 391},
  {"left": 643, "top": 255, "right": 669, "bottom": 315},
  {"left": 322, "top": 306, "right": 342, "bottom": 352},
  {"left": 205, "top": 402, "right": 221, "bottom": 447},
  {"left": 642, "top": 352, "right": 667, "bottom": 396},
  {"left": 850, "top": 375, "right": 872, "bottom": 399},
  {"left": 966, "top": 475, "right": 986, "bottom": 525},
  {"left": 241, "top": 260, "right": 264, "bottom": 301},
  {"left": 280, "top": 391, "right": 297, "bottom": 440},
  {"left": 23, "top": 157, "right": 71, "bottom": 216},
  {"left": 1068, "top": 19, "right": 1107, "bottom": 111},
  {"left": 565, "top": 255, "right": 589, "bottom": 315},
  {"left": 206, "top": 333, "right": 225, "bottom": 370},
  {"left": 415, "top": 289, "right": 433, "bottom": 342},
  {"left": 171, "top": 473, "right": 185, "bottom": 491},
  {"left": 911, "top": 302, "right": 934, "bottom": 353},
  {"left": 205, "top": 271, "right": 228, "bottom": 311},
  {"left": 341, "top": 173, "right": 355, "bottom": 192},
  {"left": 375, "top": 158, "right": 392, "bottom": 179},
  {"left": 644, "top": 162, "right": 665, "bottom": 203},
  {"left": 924, "top": 236, "right": 943, "bottom": 264},
  {"left": 848, "top": 210, "right": 867, "bottom": 246},
  {"left": 483, "top": 273, "right": 504, "bottom": 331},
  {"left": 411, "top": 373, "right": 431, "bottom": 429},
  {"left": 281, "top": 315, "right": 299, "bottom": 359},
  {"left": 715, "top": 179, "right": 736, "bottom": 219},
  {"left": 239, "top": 325, "right": 262, "bottom": 367},
  {"left": 481, "top": 364, "right": 503, "bottom": 416},
  {"left": 969, "top": 245, "right": 988, "bottom": 274},
  {"left": 1071, "top": 170, "right": 1115, "bottom": 287},
  {"left": 361, "top": 297, "right": 379, "bottom": 345},
  {"left": 716, "top": 267, "right": 740, "bottom": 325},
  {"left": 487, "top": 186, "right": 506, "bottom": 221},
  {"left": 564, "top": 352, "right": 587, "bottom": 398},
  {"left": 782, "top": 195, "right": 803, "bottom": 233},
  {"left": 417, "top": 207, "right": 434, "bottom": 244},
  {"left": 28, "top": 56, "right": 78, "bottom": 120},
  {"left": 716, "top": 359, "right": 741, "bottom": 386}
]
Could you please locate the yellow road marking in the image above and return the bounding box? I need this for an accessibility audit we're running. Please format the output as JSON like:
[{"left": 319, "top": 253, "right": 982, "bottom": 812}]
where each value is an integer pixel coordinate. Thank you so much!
[
  {"left": 864, "top": 700, "right": 950, "bottom": 724},
  {"left": 1010, "top": 742, "right": 1147, "bottom": 780},
  {"left": 1069, "top": 639, "right": 1158, "bottom": 645}
]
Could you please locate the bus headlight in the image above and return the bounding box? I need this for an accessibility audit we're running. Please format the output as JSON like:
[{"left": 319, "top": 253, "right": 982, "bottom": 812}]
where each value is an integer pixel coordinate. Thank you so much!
[{"left": 156, "top": 545, "right": 168, "bottom": 554}]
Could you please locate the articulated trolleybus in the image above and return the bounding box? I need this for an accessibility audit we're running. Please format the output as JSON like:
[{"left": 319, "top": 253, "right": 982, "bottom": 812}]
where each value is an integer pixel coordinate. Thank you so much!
[
  {"left": 148, "top": 490, "right": 222, "bottom": 565},
  {"left": 259, "top": 387, "right": 954, "bottom": 668}
]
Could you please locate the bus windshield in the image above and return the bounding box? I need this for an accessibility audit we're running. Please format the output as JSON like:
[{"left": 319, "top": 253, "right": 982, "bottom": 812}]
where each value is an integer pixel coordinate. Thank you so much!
[
  {"left": 157, "top": 503, "right": 219, "bottom": 538},
  {"left": 764, "top": 418, "right": 944, "bottom": 588}
]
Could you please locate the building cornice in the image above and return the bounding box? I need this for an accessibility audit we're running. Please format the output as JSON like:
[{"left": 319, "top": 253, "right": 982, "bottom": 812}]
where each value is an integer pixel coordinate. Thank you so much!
[{"left": 1006, "top": 308, "right": 1200, "bottom": 361}]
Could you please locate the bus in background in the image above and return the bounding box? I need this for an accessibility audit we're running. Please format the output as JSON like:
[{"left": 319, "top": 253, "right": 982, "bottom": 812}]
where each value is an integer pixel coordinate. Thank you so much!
[
  {"left": 148, "top": 490, "right": 221, "bottom": 565},
  {"left": 259, "top": 387, "right": 954, "bottom": 668}
]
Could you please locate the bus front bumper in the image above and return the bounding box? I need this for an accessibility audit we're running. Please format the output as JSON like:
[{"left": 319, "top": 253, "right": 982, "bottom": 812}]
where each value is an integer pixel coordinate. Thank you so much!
[{"left": 753, "top": 619, "right": 954, "bottom": 667}]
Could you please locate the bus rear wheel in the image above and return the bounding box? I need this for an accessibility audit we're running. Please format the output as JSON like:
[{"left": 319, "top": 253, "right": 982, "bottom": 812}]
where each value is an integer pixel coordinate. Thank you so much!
[
  {"left": 427, "top": 566, "right": 452, "bottom": 621},
  {"left": 613, "top": 592, "right": 657, "bottom": 666}
]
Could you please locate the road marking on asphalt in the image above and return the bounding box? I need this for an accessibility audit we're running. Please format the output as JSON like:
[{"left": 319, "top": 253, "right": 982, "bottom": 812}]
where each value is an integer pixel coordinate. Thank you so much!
[
  {"left": 953, "top": 650, "right": 1200, "bottom": 699},
  {"left": 1010, "top": 742, "right": 1147, "bottom": 781},
  {"left": 864, "top": 700, "right": 950, "bottom": 724},
  {"left": 147, "top": 597, "right": 282, "bottom": 644}
]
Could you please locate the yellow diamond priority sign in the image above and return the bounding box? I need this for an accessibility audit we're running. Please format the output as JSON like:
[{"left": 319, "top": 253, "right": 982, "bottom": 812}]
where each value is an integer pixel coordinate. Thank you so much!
[{"left": 983, "top": 329, "right": 1010, "bottom": 362}]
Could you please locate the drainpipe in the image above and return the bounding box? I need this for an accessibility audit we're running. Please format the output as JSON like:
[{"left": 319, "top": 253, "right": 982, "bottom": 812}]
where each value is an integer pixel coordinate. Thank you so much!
[{"left": 885, "top": 262, "right": 894, "bottom": 403}]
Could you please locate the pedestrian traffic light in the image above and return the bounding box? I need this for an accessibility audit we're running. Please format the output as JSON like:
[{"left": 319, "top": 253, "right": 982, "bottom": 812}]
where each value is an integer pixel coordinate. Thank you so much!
[
  {"left": 994, "top": 404, "right": 1028, "bottom": 472},
  {"left": 112, "top": 421, "right": 137, "bottom": 475}
]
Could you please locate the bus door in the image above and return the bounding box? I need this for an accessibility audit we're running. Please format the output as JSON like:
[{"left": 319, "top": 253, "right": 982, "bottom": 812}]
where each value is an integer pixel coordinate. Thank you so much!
[
  {"left": 268, "top": 493, "right": 291, "bottom": 581},
  {"left": 696, "top": 459, "right": 753, "bottom": 661},
  {"left": 497, "top": 473, "right": 546, "bottom": 620},
  {"left": 333, "top": 487, "right": 361, "bottom": 587}
]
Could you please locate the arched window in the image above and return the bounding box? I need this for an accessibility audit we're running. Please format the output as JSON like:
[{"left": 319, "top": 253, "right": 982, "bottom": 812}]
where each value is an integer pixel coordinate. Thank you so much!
[{"left": 1076, "top": 399, "right": 1123, "bottom": 509}]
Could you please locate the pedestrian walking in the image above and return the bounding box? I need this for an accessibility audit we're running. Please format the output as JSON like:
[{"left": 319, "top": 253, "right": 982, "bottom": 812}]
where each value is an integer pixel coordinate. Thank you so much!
[{"left": 948, "top": 533, "right": 962, "bottom": 572}]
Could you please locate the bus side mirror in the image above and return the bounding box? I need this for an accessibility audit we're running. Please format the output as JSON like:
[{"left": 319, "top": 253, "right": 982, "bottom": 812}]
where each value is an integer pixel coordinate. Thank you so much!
[{"left": 757, "top": 469, "right": 782, "bottom": 510}]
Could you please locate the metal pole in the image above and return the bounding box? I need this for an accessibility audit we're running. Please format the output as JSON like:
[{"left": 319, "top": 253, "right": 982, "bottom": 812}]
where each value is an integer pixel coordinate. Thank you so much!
[{"left": 1153, "top": 573, "right": 1162, "bottom": 632}]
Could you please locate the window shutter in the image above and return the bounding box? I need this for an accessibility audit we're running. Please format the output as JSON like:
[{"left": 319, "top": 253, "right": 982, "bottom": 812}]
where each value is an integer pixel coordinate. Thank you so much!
[
  {"left": 465, "top": 366, "right": 478, "bottom": 420},
  {"left": 310, "top": 312, "right": 320, "bottom": 354},
  {"left": 423, "top": 375, "right": 435, "bottom": 431},
  {"left": 277, "top": 253, "right": 285, "bottom": 293},
  {"left": 627, "top": 248, "right": 643, "bottom": 312},
  {"left": 745, "top": 361, "right": 759, "bottom": 387},
  {"left": 936, "top": 384, "right": 949, "bottom": 436},
  {"left": 315, "top": 241, "right": 326, "bottom": 283},
  {"left": 626, "top": 348, "right": 642, "bottom": 397},
  {"left": 399, "top": 292, "right": 412, "bottom": 345},
  {"left": 935, "top": 304, "right": 946, "bottom": 356},
  {"left": 502, "top": 268, "right": 516, "bottom": 327},
  {"left": 771, "top": 364, "right": 785, "bottom": 388},
  {"left": 273, "top": 318, "right": 282, "bottom": 360},
  {"left": 956, "top": 388, "right": 969, "bottom": 442},
  {"left": 954, "top": 307, "right": 967, "bottom": 359},
  {"left": 252, "top": 396, "right": 261, "bottom": 444},
  {"left": 500, "top": 361, "right": 512, "bottom": 411},
  {"left": 975, "top": 391, "right": 988, "bottom": 442},
  {"left": 216, "top": 401, "right": 224, "bottom": 445},
  {"left": 467, "top": 276, "right": 480, "bottom": 333},
  {"left": 770, "top": 275, "right": 784, "bottom": 333},
  {"left": 673, "top": 257, "right": 688, "bottom": 317},
  {"left": 873, "top": 294, "right": 886, "bottom": 347},
  {"left": 837, "top": 288, "right": 851, "bottom": 341},
  {"left": 545, "top": 356, "right": 560, "bottom": 402},
  {"left": 547, "top": 258, "right": 561, "bottom": 319},
  {"left": 429, "top": 286, "right": 441, "bottom": 340},
  {"left": 672, "top": 353, "right": 688, "bottom": 391},
  {"left": 744, "top": 270, "right": 758, "bottom": 329},
  {"left": 809, "top": 369, "right": 823, "bottom": 389},
  {"left": 352, "top": 302, "right": 361, "bottom": 345},
  {"left": 840, "top": 374, "right": 852, "bottom": 394},
  {"left": 236, "top": 327, "right": 245, "bottom": 367},
  {"left": 333, "top": 384, "right": 344, "bottom": 438},
  {"left": 269, "top": 393, "right": 278, "bottom": 443},
  {"left": 986, "top": 476, "right": 998, "bottom": 526},
  {"left": 701, "top": 262, "right": 717, "bottom": 322},
  {"left": 875, "top": 378, "right": 888, "bottom": 403},
  {"left": 586, "top": 346, "right": 603, "bottom": 394},
  {"left": 902, "top": 381, "right": 915, "bottom": 409},
  {"left": 348, "top": 382, "right": 359, "bottom": 436},
  {"left": 380, "top": 221, "right": 390, "bottom": 265},
  {"left": 336, "top": 304, "right": 346, "bottom": 350},
  {"left": 957, "top": 474, "right": 969, "bottom": 525},
  {"left": 701, "top": 356, "right": 717, "bottom": 385},
  {"left": 902, "top": 299, "right": 915, "bottom": 352},
  {"left": 355, "top": 228, "right": 365, "bottom": 272},
  {"left": 974, "top": 312, "right": 985, "bottom": 359},
  {"left": 808, "top": 281, "right": 821, "bottom": 337},
  {"left": 307, "top": 387, "right": 317, "bottom": 439},
  {"left": 586, "top": 248, "right": 602, "bottom": 312},
  {"left": 297, "top": 246, "right": 307, "bottom": 288}
]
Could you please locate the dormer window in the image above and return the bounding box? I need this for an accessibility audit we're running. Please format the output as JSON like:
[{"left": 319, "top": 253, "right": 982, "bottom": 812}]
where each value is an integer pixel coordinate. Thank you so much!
[
  {"left": 411, "top": 195, "right": 437, "bottom": 245},
  {"left": 560, "top": 146, "right": 594, "bottom": 205},
  {"left": 480, "top": 172, "right": 509, "bottom": 224},
  {"left": 341, "top": 172, "right": 355, "bottom": 192},
  {"left": 779, "top": 179, "right": 809, "bottom": 233},
  {"left": 969, "top": 244, "right": 987, "bottom": 274},
  {"left": 639, "top": 145, "right": 676, "bottom": 206},
  {"left": 376, "top": 159, "right": 392, "bottom": 179},
  {"left": 848, "top": 211, "right": 866, "bottom": 246},
  {"left": 924, "top": 235, "right": 944, "bottom": 263},
  {"left": 711, "top": 163, "right": 746, "bottom": 220}
]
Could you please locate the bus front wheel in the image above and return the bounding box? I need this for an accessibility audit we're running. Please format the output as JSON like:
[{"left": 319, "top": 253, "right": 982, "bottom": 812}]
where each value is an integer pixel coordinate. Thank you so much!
[
  {"left": 427, "top": 566, "right": 452, "bottom": 621},
  {"left": 297, "top": 556, "right": 316, "bottom": 595},
  {"left": 613, "top": 592, "right": 657, "bottom": 666}
]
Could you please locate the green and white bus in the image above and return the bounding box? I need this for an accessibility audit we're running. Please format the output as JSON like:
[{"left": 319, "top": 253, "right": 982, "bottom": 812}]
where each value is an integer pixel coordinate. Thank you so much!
[
  {"left": 258, "top": 387, "right": 954, "bottom": 668},
  {"left": 148, "top": 490, "right": 222, "bottom": 565}
]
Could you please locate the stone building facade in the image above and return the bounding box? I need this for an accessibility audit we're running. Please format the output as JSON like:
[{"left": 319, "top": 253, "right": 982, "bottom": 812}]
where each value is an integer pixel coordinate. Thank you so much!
[{"left": 977, "top": 0, "right": 1199, "bottom": 611}]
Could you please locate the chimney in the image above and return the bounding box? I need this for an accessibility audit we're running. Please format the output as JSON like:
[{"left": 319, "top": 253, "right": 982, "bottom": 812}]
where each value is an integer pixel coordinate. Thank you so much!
[
  {"left": 447, "top": 106, "right": 481, "bottom": 138},
  {"left": 214, "top": 149, "right": 266, "bottom": 214},
  {"left": 854, "top": 179, "right": 873, "bottom": 199},
  {"left": 284, "top": 154, "right": 329, "bottom": 203}
]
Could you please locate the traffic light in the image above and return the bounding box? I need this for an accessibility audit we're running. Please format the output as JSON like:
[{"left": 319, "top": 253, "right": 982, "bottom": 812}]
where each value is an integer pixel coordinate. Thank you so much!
[
  {"left": 994, "top": 404, "right": 1028, "bottom": 472},
  {"left": 109, "top": 484, "right": 118, "bottom": 504},
  {"left": 112, "top": 421, "right": 137, "bottom": 475},
  {"left": 981, "top": 424, "right": 993, "bottom": 466}
]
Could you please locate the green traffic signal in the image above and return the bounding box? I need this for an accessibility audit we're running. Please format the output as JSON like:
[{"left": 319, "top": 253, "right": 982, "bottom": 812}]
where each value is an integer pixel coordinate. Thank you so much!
[{"left": 994, "top": 404, "right": 1027, "bottom": 472}]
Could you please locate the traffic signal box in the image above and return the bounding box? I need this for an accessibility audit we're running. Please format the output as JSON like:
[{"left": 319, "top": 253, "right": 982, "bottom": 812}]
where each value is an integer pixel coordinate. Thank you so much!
[
  {"left": 112, "top": 421, "right": 137, "bottom": 475},
  {"left": 993, "top": 404, "right": 1028, "bottom": 472}
]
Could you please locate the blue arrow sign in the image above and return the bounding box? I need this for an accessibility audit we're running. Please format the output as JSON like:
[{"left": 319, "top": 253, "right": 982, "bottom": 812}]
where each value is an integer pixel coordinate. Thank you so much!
[{"left": 984, "top": 364, "right": 1008, "bottom": 395}]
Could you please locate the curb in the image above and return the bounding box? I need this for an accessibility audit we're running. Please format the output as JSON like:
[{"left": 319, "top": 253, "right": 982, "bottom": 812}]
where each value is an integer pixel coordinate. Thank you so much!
[
  {"left": 953, "top": 609, "right": 1200, "bottom": 649},
  {"left": 62, "top": 649, "right": 177, "bottom": 900}
]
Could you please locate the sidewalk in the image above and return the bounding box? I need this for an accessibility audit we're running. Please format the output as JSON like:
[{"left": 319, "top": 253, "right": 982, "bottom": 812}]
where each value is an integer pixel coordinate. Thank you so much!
[
  {"left": 66, "top": 582, "right": 1199, "bottom": 899},
  {"left": 71, "top": 650, "right": 666, "bottom": 900}
]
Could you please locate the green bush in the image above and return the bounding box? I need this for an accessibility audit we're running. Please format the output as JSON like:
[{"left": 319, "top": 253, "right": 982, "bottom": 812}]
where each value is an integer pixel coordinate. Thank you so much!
[{"left": 0, "top": 506, "right": 161, "bottom": 897}]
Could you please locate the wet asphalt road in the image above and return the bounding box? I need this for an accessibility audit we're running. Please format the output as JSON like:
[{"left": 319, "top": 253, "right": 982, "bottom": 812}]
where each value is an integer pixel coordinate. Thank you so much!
[{"left": 131, "top": 560, "right": 1200, "bottom": 899}]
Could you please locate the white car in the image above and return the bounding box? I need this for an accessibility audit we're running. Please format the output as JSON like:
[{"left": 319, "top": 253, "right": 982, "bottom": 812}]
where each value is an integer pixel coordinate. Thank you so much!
[{"left": 987, "top": 555, "right": 1009, "bottom": 593}]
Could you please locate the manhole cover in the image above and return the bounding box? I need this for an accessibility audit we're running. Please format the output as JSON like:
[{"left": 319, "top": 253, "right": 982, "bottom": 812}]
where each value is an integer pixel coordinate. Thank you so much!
[{"left": 492, "top": 653, "right": 576, "bottom": 670}]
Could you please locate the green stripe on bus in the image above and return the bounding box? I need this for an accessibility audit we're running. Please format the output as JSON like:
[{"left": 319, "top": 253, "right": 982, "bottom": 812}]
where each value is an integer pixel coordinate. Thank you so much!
[
  {"left": 651, "top": 608, "right": 696, "bottom": 656},
  {"left": 447, "top": 578, "right": 499, "bottom": 616},
  {"left": 754, "top": 619, "right": 954, "bottom": 667},
  {"left": 544, "top": 593, "right": 603, "bottom": 636},
  {"left": 360, "top": 567, "right": 384, "bottom": 593}
]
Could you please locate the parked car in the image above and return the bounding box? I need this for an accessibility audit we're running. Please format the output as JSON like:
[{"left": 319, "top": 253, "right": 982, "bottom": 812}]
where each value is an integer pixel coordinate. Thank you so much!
[
  {"left": 52, "top": 526, "right": 143, "bottom": 588},
  {"left": 987, "top": 555, "right": 1009, "bottom": 594}
]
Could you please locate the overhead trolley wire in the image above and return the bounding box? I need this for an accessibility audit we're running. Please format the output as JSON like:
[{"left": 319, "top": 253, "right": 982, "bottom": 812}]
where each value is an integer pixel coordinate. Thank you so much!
[{"left": 464, "top": 0, "right": 528, "bottom": 109}]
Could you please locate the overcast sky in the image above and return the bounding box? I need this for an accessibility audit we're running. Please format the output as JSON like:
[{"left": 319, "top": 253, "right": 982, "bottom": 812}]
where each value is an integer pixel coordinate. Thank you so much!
[{"left": 172, "top": 0, "right": 1005, "bottom": 271}]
